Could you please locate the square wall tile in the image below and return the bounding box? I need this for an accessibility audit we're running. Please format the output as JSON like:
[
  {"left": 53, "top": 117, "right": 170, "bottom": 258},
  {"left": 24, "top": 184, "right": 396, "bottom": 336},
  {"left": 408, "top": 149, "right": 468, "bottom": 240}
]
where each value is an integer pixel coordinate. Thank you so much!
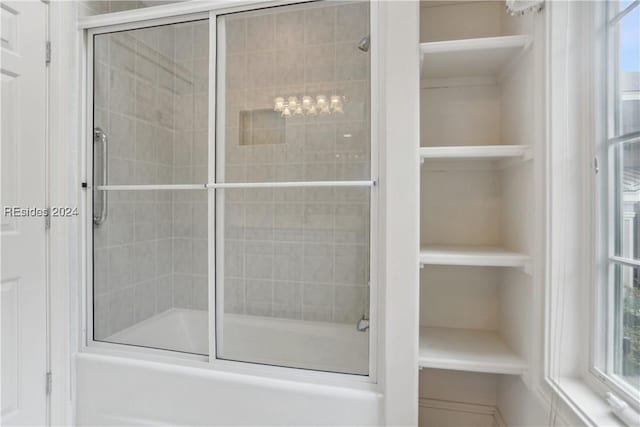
[
  {"left": 304, "top": 6, "right": 335, "bottom": 45},
  {"left": 192, "top": 275, "right": 208, "bottom": 311},
  {"left": 245, "top": 241, "right": 273, "bottom": 280},
  {"left": 246, "top": 279, "right": 273, "bottom": 316},
  {"left": 303, "top": 243, "right": 333, "bottom": 283},
  {"left": 173, "top": 274, "right": 193, "bottom": 308},
  {"left": 333, "top": 285, "right": 366, "bottom": 323},
  {"left": 273, "top": 281, "right": 302, "bottom": 319},
  {"left": 134, "top": 280, "right": 157, "bottom": 322},
  {"left": 108, "top": 287, "right": 135, "bottom": 334},
  {"left": 276, "top": 10, "right": 304, "bottom": 49},
  {"left": 246, "top": 14, "right": 274, "bottom": 52},
  {"left": 224, "top": 277, "right": 245, "bottom": 314}
]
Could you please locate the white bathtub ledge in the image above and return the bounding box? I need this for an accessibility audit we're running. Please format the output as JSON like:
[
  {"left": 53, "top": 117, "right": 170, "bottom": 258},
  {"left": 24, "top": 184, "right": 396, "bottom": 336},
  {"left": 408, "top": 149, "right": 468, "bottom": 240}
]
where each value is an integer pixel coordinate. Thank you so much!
[{"left": 75, "top": 352, "right": 382, "bottom": 426}]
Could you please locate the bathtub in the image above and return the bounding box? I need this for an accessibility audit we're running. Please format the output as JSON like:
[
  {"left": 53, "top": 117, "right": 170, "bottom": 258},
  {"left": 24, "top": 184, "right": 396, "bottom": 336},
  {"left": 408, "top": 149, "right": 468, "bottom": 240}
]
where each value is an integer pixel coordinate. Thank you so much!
[
  {"left": 220, "top": 312, "right": 369, "bottom": 375},
  {"left": 106, "top": 309, "right": 209, "bottom": 355},
  {"left": 77, "top": 310, "right": 379, "bottom": 425},
  {"left": 106, "top": 308, "right": 368, "bottom": 374}
]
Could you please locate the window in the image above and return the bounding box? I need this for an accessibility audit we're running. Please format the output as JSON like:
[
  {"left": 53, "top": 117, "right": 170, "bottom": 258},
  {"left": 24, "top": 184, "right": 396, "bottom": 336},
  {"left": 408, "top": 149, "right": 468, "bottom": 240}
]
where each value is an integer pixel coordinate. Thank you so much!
[{"left": 599, "top": 0, "right": 640, "bottom": 401}]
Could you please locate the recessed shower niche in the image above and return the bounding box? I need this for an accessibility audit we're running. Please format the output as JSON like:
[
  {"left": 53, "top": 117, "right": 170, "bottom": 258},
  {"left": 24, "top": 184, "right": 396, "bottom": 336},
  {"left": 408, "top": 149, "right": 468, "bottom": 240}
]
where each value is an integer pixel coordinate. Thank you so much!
[{"left": 238, "top": 109, "right": 286, "bottom": 146}]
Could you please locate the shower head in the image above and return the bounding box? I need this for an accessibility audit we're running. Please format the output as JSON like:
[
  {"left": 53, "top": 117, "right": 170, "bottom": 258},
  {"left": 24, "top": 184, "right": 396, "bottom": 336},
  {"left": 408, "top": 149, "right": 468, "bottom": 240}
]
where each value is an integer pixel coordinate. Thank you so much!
[{"left": 357, "top": 35, "right": 370, "bottom": 52}]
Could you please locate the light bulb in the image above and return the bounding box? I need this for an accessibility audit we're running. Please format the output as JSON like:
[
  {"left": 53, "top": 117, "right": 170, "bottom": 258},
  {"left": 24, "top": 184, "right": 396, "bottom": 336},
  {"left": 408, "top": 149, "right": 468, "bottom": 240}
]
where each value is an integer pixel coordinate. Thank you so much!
[
  {"left": 274, "top": 97, "right": 284, "bottom": 112},
  {"left": 307, "top": 106, "right": 318, "bottom": 116},
  {"left": 316, "top": 95, "right": 327, "bottom": 108},
  {"left": 293, "top": 105, "right": 303, "bottom": 116},
  {"left": 320, "top": 105, "right": 331, "bottom": 115},
  {"left": 330, "top": 95, "right": 343, "bottom": 113},
  {"left": 302, "top": 96, "right": 313, "bottom": 110},
  {"left": 282, "top": 107, "right": 291, "bottom": 117},
  {"left": 288, "top": 96, "right": 299, "bottom": 109}
]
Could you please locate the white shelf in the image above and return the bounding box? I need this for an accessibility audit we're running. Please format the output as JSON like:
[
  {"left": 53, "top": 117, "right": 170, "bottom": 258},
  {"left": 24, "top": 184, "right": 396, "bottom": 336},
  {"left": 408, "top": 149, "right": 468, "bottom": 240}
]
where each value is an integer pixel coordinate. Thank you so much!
[
  {"left": 419, "top": 245, "right": 529, "bottom": 268},
  {"left": 419, "top": 326, "right": 527, "bottom": 375},
  {"left": 420, "top": 145, "right": 531, "bottom": 161},
  {"left": 420, "top": 35, "right": 530, "bottom": 80}
]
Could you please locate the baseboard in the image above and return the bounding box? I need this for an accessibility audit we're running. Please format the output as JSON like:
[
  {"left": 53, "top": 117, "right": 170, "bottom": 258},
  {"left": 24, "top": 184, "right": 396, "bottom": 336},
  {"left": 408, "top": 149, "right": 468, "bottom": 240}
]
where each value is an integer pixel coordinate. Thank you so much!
[
  {"left": 419, "top": 398, "right": 505, "bottom": 427},
  {"left": 493, "top": 407, "right": 507, "bottom": 427}
]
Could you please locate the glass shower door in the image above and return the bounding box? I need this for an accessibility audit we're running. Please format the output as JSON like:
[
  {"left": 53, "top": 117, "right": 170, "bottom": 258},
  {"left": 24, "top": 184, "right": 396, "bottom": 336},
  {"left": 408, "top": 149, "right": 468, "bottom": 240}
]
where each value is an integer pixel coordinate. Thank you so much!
[
  {"left": 215, "top": 1, "right": 372, "bottom": 375},
  {"left": 91, "top": 20, "right": 210, "bottom": 355},
  {"left": 88, "top": 2, "right": 374, "bottom": 374}
]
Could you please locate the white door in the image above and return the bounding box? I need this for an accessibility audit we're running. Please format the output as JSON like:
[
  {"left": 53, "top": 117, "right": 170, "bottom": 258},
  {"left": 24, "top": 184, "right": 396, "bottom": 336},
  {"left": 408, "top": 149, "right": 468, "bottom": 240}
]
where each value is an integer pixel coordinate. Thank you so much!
[{"left": 1, "top": 1, "right": 48, "bottom": 425}]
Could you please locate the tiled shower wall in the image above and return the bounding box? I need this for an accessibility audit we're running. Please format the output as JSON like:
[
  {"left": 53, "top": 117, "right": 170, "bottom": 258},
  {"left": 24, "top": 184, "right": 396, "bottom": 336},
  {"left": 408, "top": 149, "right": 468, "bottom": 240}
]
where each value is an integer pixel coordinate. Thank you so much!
[
  {"left": 93, "top": 20, "right": 209, "bottom": 339},
  {"left": 221, "top": 1, "right": 371, "bottom": 324},
  {"left": 91, "top": 0, "right": 371, "bottom": 337}
]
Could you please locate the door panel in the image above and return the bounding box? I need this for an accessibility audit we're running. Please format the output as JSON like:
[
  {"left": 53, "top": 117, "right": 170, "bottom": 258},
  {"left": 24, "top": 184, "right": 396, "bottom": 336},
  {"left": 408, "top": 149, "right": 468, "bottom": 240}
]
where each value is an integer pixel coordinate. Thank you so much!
[
  {"left": 215, "top": 1, "right": 372, "bottom": 375},
  {"left": 0, "top": 1, "right": 48, "bottom": 425},
  {"left": 91, "top": 20, "right": 210, "bottom": 355}
]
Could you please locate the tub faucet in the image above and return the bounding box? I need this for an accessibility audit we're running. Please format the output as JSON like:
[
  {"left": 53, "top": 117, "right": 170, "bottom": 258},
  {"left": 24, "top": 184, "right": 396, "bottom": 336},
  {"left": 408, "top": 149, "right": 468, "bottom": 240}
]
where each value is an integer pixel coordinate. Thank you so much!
[{"left": 356, "top": 316, "right": 369, "bottom": 332}]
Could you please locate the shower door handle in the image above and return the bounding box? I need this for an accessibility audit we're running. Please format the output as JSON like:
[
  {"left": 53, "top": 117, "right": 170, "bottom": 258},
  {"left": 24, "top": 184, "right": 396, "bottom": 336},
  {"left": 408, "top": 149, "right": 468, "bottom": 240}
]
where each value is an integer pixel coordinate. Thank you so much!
[{"left": 93, "top": 127, "right": 108, "bottom": 226}]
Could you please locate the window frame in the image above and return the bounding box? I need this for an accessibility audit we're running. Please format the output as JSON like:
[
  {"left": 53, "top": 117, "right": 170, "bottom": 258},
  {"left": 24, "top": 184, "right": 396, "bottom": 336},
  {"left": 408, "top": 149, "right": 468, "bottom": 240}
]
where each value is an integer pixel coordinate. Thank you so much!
[{"left": 591, "top": 0, "right": 640, "bottom": 410}]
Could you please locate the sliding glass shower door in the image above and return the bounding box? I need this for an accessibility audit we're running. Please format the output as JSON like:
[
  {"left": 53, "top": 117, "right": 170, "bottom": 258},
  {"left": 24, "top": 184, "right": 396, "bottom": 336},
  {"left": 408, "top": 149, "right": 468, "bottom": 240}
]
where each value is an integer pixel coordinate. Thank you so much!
[
  {"left": 90, "top": 1, "right": 373, "bottom": 375},
  {"left": 215, "top": 1, "right": 372, "bottom": 375},
  {"left": 91, "top": 20, "right": 210, "bottom": 355}
]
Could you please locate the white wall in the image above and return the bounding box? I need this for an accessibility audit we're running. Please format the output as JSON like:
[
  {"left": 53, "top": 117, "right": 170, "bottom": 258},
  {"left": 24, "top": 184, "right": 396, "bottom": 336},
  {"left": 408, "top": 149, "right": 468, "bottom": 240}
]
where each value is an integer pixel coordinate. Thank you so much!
[
  {"left": 379, "top": 0, "right": 421, "bottom": 424},
  {"left": 497, "top": 6, "right": 549, "bottom": 427},
  {"left": 497, "top": 376, "right": 547, "bottom": 426}
]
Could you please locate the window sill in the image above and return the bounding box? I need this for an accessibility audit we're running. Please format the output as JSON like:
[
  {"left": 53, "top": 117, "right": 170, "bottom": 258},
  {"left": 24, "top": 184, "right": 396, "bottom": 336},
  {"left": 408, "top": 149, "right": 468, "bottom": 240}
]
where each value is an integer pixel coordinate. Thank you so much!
[{"left": 549, "top": 377, "right": 626, "bottom": 427}]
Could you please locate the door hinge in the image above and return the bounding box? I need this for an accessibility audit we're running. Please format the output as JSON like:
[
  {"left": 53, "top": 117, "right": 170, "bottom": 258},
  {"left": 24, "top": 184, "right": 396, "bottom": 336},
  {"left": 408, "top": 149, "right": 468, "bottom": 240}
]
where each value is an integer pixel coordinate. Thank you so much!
[
  {"left": 45, "top": 41, "right": 51, "bottom": 65},
  {"left": 594, "top": 157, "right": 599, "bottom": 174},
  {"left": 45, "top": 214, "right": 51, "bottom": 230},
  {"left": 45, "top": 372, "right": 52, "bottom": 395}
]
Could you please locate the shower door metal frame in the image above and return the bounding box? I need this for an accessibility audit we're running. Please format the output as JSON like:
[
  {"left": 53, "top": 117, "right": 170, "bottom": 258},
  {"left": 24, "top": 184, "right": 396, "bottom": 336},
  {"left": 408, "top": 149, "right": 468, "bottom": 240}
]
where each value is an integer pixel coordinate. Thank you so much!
[{"left": 81, "top": 0, "right": 380, "bottom": 387}]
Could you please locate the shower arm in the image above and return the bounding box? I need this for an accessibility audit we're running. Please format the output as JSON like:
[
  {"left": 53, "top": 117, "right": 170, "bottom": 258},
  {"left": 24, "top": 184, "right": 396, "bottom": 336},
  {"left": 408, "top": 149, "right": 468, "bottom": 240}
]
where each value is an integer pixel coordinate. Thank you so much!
[{"left": 93, "top": 128, "right": 108, "bottom": 226}]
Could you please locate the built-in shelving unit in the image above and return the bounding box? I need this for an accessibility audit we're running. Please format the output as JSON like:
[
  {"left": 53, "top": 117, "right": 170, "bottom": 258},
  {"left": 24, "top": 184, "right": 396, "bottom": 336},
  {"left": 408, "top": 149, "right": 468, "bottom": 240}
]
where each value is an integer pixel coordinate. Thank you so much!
[
  {"left": 420, "top": 35, "right": 530, "bottom": 80},
  {"left": 419, "top": 245, "right": 529, "bottom": 268},
  {"left": 420, "top": 145, "right": 531, "bottom": 161},
  {"left": 419, "top": 327, "right": 527, "bottom": 375},
  {"left": 418, "top": 2, "right": 539, "bottom": 424}
]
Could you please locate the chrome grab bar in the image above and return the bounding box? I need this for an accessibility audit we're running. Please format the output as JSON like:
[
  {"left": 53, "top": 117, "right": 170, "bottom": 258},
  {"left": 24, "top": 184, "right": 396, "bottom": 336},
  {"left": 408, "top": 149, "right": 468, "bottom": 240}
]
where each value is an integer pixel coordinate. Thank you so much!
[{"left": 93, "top": 128, "right": 108, "bottom": 226}]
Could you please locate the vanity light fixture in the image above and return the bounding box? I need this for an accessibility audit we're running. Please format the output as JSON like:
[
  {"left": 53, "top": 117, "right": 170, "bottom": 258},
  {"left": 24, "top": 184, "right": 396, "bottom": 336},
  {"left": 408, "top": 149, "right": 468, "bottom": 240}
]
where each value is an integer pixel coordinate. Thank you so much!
[{"left": 273, "top": 95, "right": 345, "bottom": 118}]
